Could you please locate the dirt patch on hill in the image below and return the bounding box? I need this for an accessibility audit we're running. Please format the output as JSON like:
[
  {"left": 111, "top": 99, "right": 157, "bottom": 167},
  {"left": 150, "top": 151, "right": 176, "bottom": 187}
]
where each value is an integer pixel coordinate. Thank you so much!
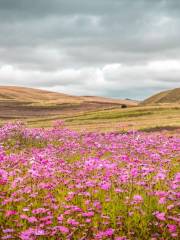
[{"left": 0, "top": 101, "right": 122, "bottom": 120}]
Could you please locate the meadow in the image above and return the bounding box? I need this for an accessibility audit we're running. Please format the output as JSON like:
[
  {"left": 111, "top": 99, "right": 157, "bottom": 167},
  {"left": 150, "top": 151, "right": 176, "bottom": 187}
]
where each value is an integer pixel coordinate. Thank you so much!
[
  {"left": 0, "top": 87, "right": 179, "bottom": 133},
  {"left": 19, "top": 104, "right": 180, "bottom": 133},
  {"left": 0, "top": 121, "right": 179, "bottom": 239}
]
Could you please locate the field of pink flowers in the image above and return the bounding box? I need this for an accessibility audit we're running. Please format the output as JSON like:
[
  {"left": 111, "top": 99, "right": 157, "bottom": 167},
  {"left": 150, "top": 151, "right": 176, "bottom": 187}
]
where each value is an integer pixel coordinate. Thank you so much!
[{"left": 0, "top": 121, "right": 179, "bottom": 240}]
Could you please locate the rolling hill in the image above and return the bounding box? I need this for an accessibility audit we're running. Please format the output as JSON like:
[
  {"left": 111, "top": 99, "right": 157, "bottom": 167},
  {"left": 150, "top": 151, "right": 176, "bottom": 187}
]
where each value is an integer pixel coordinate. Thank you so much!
[
  {"left": 142, "top": 88, "right": 180, "bottom": 105},
  {"left": 0, "top": 86, "right": 179, "bottom": 132},
  {"left": 0, "top": 86, "right": 82, "bottom": 104},
  {"left": 0, "top": 86, "right": 138, "bottom": 120},
  {"left": 0, "top": 86, "right": 138, "bottom": 106}
]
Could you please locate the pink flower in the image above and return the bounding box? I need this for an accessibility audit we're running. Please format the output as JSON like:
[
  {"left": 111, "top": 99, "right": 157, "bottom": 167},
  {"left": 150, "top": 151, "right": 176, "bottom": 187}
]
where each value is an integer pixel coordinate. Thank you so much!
[
  {"left": 167, "top": 204, "right": 174, "bottom": 210},
  {"left": 32, "top": 208, "right": 47, "bottom": 214},
  {"left": 115, "top": 188, "right": 123, "bottom": 193},
  {"left": 58, "top": 226, "right": 69, "bottom": 234},
  {"left": 2, "top": 229, "right": 14, "bottom": 233},
  {"left": 0, "top": 169, "right": 8, "bottom": 184},
  {"left": 96, "top": 228, "right": 115, "bottom": 239},
  {"left": 155, "top": 212, "right": 166, "bottom": 221},
  {"left": 67, "top": 218, "right": 79, "bottom": 226},
  {"left": 155, "top": 191, "right": 168, "bottom": 198},
  {"left": 57, "top": 215, "right": 63, "bottom": 223},
  {"left": 82, "top": 211, "right": 94, "bottom": 217},
  {"left": 34, "top": 229, "right": 45, "bottom": 236},
  {"left": 104, "top": 228, "right": 115, "bottom": 236},
  {"left": 20, "top": 228, "right": 33, "bottom": 240},
  {"left": 5, "top": 210, "right": 17, "bottom": 217},
  {"left": 155, "top": 172, "right": 166, "bottom": 180},
  {"left": 85, "top": 218, "right": 91, "bottom": 223},
  {"left": 20, "top": 214, "right": 28, "bottom": 219},
  {"left": 133, "top": 194, "right": 143, "bottom": 203},
  {"left": 158, "top": 197, "right": 166, "bottom": 204},
  {"left": 23, "top": 208, "right": 29, "bottom": 212},
  {"left": 27, "top": 216, "right": 38, "bottom": 223},
  {"left": 100, "top": 182, "right": 111, "bottom": 190},
  {"left": 167, "top": 224, "right": 177, "bottom": 233}
]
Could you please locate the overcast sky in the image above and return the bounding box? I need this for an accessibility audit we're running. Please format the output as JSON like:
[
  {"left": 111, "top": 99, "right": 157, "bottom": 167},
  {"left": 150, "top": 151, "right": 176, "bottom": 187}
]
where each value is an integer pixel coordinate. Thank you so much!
[{"left": 0, "top": 0, "right": 180, "bottom": 99}]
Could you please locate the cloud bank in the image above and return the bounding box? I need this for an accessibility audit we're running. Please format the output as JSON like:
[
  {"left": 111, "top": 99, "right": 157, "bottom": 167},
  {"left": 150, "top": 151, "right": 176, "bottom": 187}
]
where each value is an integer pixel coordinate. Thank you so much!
[{"left": 0, "top": 0, "right": 179, "bottom": 99}]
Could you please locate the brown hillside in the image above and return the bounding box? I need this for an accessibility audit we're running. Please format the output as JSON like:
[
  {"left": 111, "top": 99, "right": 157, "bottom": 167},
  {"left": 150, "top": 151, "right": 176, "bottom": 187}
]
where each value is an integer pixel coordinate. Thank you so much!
[
  {"left": 0, "top": 86, "right": 138, "bottom": 120},
  {"left": 0, "top": 86, "right": 138, "bottom": 106},
  {"left": 0, "top": 86, "right": 81, "bottom": 104},
  {"left": 142, "top": 88, "right": 180, "bottom": 105}
]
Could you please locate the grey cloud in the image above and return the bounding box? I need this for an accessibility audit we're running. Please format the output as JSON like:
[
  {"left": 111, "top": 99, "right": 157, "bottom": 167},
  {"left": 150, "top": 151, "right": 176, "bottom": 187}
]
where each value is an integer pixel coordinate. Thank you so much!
[{"left": 0, "top": 0, "right": 179, "bottom": 99}]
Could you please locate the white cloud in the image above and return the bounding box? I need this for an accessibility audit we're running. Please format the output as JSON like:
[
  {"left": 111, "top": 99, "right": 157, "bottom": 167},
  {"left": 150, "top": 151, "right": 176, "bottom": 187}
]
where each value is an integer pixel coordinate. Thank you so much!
[
  {"left": 0, "top": 59, "right": 179, "bottom": 99},
  {"left": 0, "top": 0, "right": 180, "bottom": 99}
]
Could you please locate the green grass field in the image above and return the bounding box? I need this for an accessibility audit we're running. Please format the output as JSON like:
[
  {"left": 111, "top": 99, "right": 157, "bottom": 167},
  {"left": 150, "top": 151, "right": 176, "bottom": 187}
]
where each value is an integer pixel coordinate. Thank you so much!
[
  {"left": 13, "top": 104, "right": 179, "bottom": 133},
  {"left": 0, "top": 86, "right": 179, "bottom": 133}
]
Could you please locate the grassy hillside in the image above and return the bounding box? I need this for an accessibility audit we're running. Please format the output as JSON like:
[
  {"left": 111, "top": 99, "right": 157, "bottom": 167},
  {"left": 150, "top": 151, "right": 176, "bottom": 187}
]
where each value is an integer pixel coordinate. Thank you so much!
[
  {"left": 4, "top": 104, "right": 178, "bottom": 133},
  {"left": 142, "top": 88, "right": 180, "bottom": 105},
  {"left": 0, "top": 86, "right": 138, "bottom": 106},
  {"left": 0, "top": 86, "right": 179, "bottom": 133},
  {"left": 0, "top": 86, "right": 82, "bottom": 105}
]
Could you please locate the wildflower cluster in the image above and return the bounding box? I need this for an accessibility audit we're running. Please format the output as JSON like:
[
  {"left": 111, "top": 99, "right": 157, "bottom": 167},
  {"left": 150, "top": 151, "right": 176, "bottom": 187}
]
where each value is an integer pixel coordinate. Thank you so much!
[{"left": 0, "top": 121, "right": 179, "bottom": 239}]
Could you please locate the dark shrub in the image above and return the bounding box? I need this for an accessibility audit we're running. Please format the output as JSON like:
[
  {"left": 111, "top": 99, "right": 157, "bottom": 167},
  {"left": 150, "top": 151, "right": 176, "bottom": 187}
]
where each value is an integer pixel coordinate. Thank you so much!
[{"left": 121, "top": 104, "right": 127, "bottom": 108}]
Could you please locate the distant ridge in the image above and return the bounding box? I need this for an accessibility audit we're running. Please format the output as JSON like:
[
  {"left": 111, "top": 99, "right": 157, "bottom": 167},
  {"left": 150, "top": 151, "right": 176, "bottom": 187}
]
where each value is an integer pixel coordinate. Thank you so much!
[
  {"left": 0, "top": 86, "right": 138, "bottom": 106},
  {"left": 142, "top": 88, "right": 180, "bottom": 105}
]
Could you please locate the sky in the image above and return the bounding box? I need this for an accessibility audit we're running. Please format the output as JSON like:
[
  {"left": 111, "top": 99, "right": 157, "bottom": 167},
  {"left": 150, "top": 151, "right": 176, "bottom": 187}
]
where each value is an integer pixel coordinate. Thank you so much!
[{"left": 0, "top": 0, "right": 180, "bottom": 100}]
